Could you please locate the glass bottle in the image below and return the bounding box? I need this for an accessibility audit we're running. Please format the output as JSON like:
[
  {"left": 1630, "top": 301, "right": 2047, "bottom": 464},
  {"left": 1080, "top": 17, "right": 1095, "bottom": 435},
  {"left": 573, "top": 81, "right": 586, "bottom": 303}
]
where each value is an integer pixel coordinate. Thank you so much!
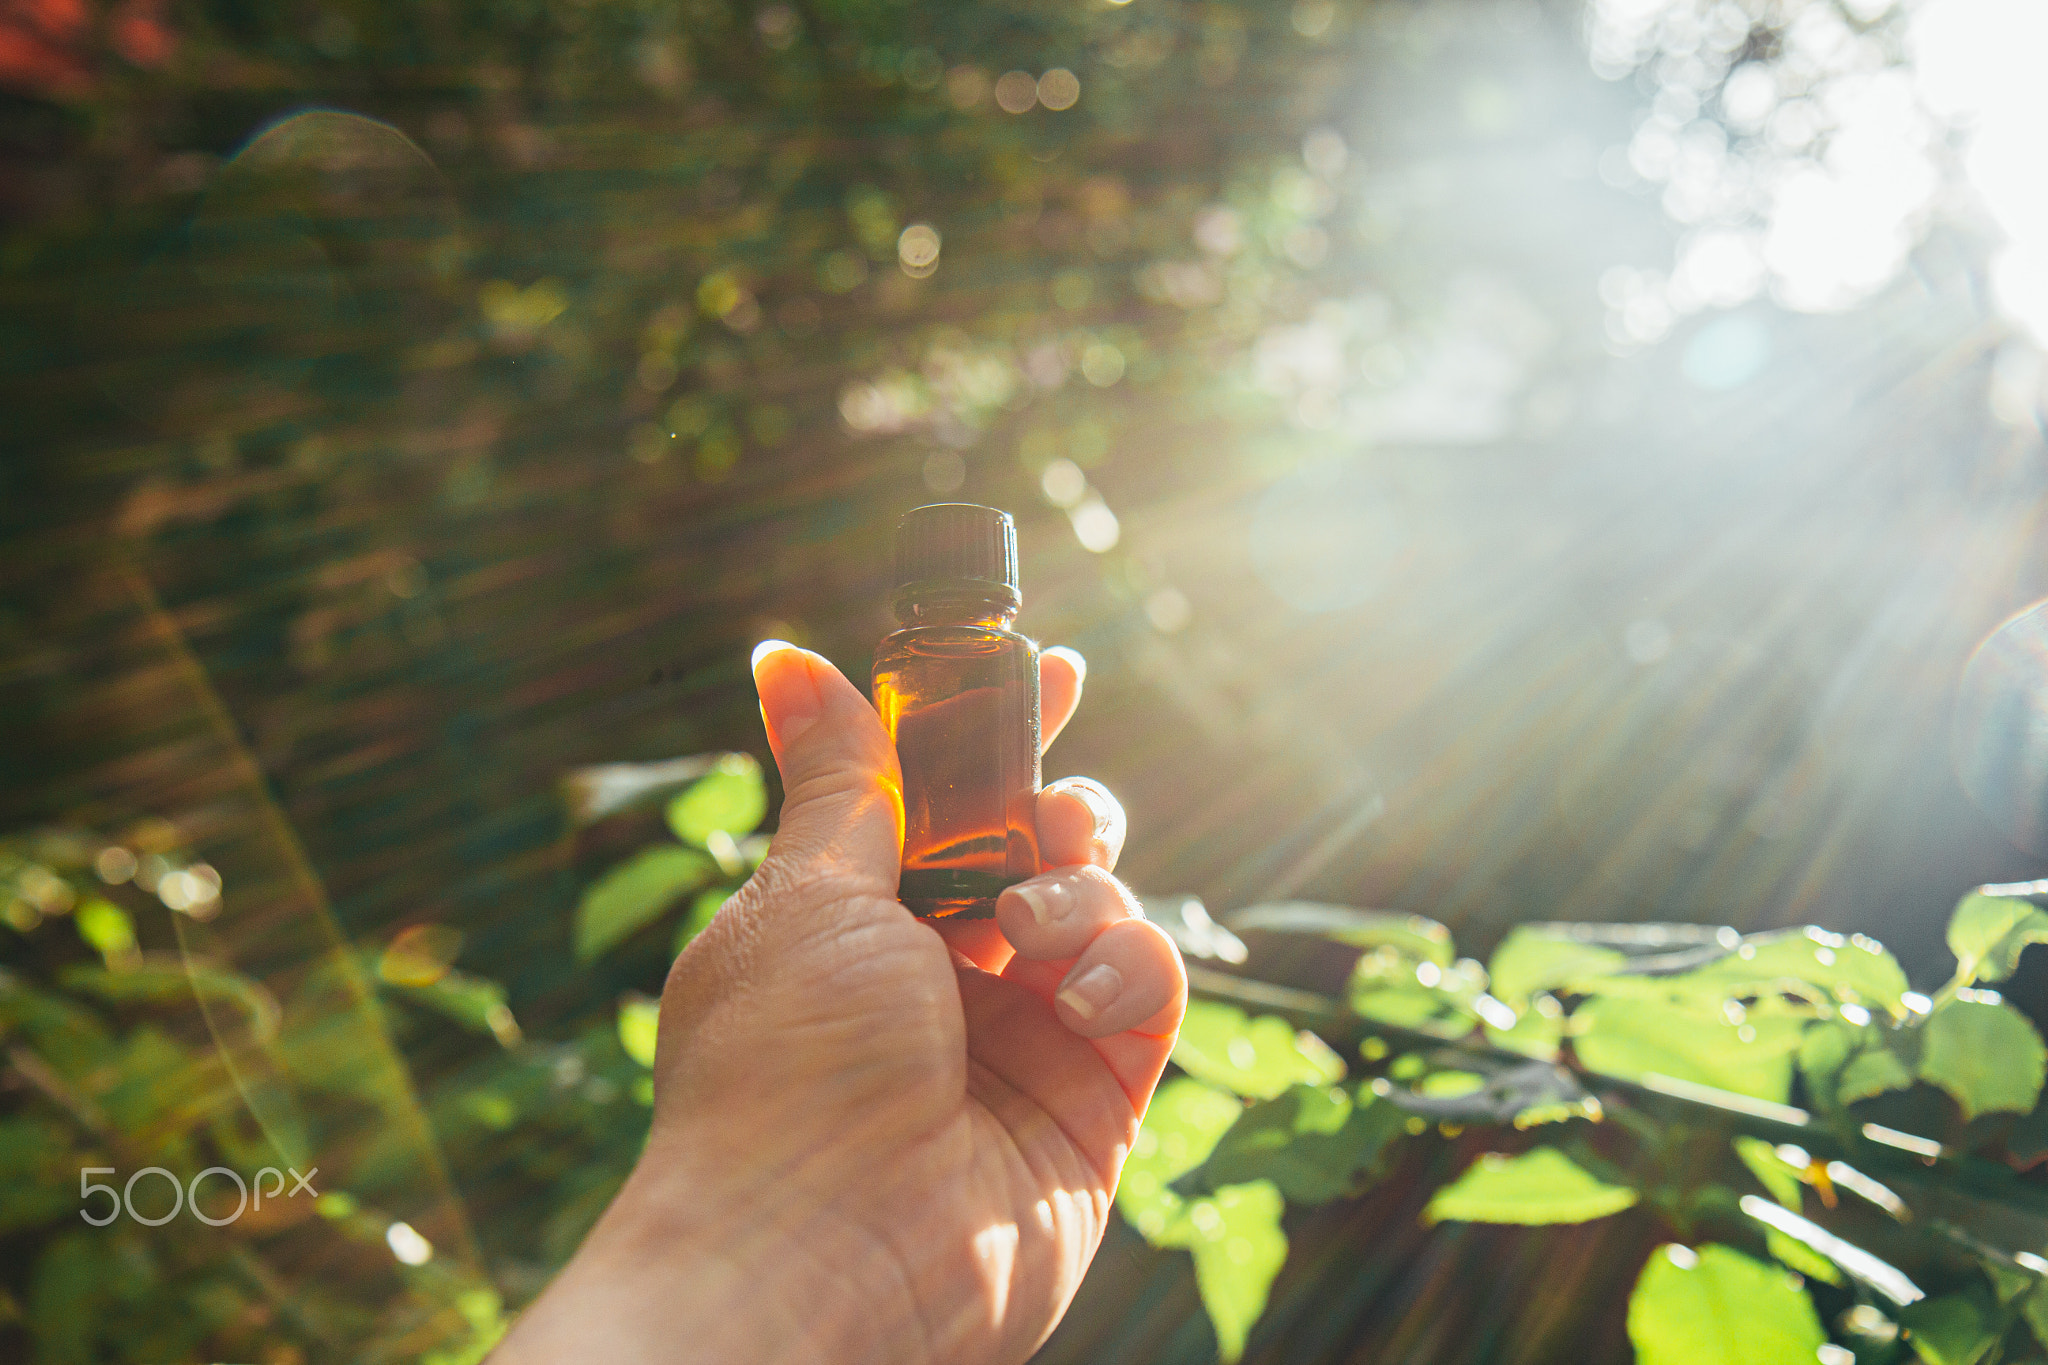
[{"left": 872, "top": 504, "right": 1041, "bottom": 918}]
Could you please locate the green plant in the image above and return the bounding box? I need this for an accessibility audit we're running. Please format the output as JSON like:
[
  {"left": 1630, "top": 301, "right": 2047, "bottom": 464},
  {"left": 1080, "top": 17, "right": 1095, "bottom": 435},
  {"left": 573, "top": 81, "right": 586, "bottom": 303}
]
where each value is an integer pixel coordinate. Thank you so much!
[
  {"left": 563, "top": 751, "right": 769, "bottom": 967},
  {"left": 1129, "top": 886, "right": 2048, "bottom": 1363},
  {"left": 0, "top": 821, "right": 513, "bottom": 1364},
  {"left": 9, "top": 757, "right": 2048, "bottom": 1365},
  {"left": 0, "top": 750, "right": 766, "bottom": 1365}
]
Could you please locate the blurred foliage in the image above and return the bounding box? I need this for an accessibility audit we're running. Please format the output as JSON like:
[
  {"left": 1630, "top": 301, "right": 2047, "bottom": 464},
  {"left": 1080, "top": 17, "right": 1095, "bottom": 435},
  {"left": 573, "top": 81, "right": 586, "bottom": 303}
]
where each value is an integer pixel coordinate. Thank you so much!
[
  {"left": 0, "top": 748, "right": 762, "bottom": 1363},
  {"left": 1131, "top": 880, "right": 2048, "bottom": 1361}
]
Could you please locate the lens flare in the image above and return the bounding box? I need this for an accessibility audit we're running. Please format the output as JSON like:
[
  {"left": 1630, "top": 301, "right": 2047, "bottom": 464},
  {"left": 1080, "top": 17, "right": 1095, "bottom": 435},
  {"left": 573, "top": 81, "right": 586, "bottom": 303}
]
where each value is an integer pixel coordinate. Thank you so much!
[{"left": 1954, "top": 600, "right": 2048, "bottom": 854}]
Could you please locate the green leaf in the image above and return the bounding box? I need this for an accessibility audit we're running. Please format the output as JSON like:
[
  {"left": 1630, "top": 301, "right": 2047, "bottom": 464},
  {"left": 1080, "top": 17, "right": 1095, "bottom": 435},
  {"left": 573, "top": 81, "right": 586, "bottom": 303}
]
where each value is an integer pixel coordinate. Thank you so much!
[
  {"left": 73, "top": 897, "right": 137, "bottom": 965},
  {"left": 99, "top": 1024, "right": 240, "bottom": 1136},
  {"left": 1627, "top": 1243, "right": 1826, "bottom": 1365},
  {"left": 1349, "top": 980, "right": 1471, "bottom": 1035},
  {"left": 617, "top": 995, "right": 660, "bottom": 1069},
  {"left": 1118, "top": 1077, "right": 1244, "bottom": 1241},
  {"left": 1175, "top": 1084, "right": 1405, "bottom": 1205},
  {"left": 1763, "top": 1229, "right": 1842, "bottom": 1285},
  {"left": 1919, "top": 997, "right": 2047, "bottom": 1119},
  {"left": 1949, "top": 883, "right": 2048, "bottom": 984},
  {"left": 59, "top": 960, "right": 282, "bottom": 1043},
  {"left": 1984, "top": 1261, "right": 2032, "bottom": 1305},
  {"left": 1485, "top": 1000, "right": 1565, "bottom": 1061},
  {"left": 2019, "top": 1280, "right": 2048, "bottom": 1356},
  {"left": 1184, "top": 1181, "right": 1287, "bottom": 1364},
  {"left": 1732, "top": 1136, "right": 1802, "bottom": 1210},
  {"left": 2010, "top": 1101, "right": 2048, "bottom": 1170},
  {"left": 1899, "top": 1292, "right": 1999, "bottom": 1365},
  {"left": 379, "top": 923, "right": 464, "bottom": 985},
  {"left": 665, "top": 753, "right": 767, "bottom": 847},
  {"left": 1797, "top": 1018, "right": 1914, "bottom": 1108},
  {"left": 1691, "top": 928, "right": 1910, "bottom": 1016},
  {"left": 1837, "top": 1046, "right": 1914, "bottom": 1104},
  {"left": 1423, "top": 1148, "right": 1638, "bottom": 1225},
  {"left": 1574, "top": 993, "right": 1805, "bottom": 1102},
  {"left": 1346, "top": 950, "right": 1485, "bottom": 1039},
  {"left": 1417, "top": 1070, "right": 1485, "bottom": 1098},
  {"left": 1486, "top": 928, "right": 1628, "bottom": 1005},
  {"left": 1171, "top": 999, "right": 1345, "bottom": 1100},
  {"left": 422, "top": 1288, "right": 510, "bottom": 1365},
  {"left": 392, "top": 970, "right": 521, "bottom": 1047},
  {"left": 458, "top": 1090, "right": 518, "bottom": 1131},
  {"left": 575, "top": 846, "right": 715, "bottom": 961},
  {"left": 560, "top": 754, "right": 722, "bottom": 826},
  {"left": 1225, "top": 902, "right": 1454, "bottom": 965},
  {"left": 1797, "top": 1019, "right": 1857, "bottom": 1088}
]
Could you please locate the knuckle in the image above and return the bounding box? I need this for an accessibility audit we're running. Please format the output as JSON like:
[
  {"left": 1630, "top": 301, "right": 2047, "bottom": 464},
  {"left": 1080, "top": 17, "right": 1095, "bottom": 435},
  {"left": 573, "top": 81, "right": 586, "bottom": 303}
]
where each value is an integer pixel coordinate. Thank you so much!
[
  {"left": 786, "top": 756, "right": 880, "bottom": 810},
  {"left": 1075, "top": 863, "right": 1141, "bottom": 914}
]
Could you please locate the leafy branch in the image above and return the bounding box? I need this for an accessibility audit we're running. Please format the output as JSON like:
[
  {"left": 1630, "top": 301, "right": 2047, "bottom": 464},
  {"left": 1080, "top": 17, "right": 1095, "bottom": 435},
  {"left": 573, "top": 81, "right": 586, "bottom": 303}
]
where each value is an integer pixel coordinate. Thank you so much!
[{"left": 1133, "top": 885, "right": 2048, "bottom": 1364}]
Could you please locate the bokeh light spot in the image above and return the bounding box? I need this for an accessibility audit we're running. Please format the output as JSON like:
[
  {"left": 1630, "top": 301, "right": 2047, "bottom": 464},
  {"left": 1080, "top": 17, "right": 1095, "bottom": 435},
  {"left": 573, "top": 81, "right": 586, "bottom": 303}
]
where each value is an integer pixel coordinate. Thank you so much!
[
  {"left": 1070, "top": 499, "right": 1120, "bottom": 553},
  {"left": 1037, "top": 69, "right": 1081, "bottom": 111},
  {"left": 386, "top": 1221, "right": 434, "bottom": 1265},
  {"left": 994, "top": 71, "right": 1039, "bottom": 114},
  {"left": 946, "top": 65, "right": 991, "bottom": 109},
  {"left": 1292, "top": 0, "right": 1335, "bottom": 38},
  {"left": 820, "top": 248, "right": 868, "bottom": 293},
  {"left": 1080, "top": 341, "right": 1125, "bottom": 387},
  {"left": 898, "top": 224, "right": 941, "bottom": 277},
  {"left": 93, "top": 846, "right": 137, "bottom": 884},
  {"left": 1039, "top": 459, "right": 1087, "bottom": 508},
  {"left": 1145, "top": 588, "right": 1192, "bottom": 634}
]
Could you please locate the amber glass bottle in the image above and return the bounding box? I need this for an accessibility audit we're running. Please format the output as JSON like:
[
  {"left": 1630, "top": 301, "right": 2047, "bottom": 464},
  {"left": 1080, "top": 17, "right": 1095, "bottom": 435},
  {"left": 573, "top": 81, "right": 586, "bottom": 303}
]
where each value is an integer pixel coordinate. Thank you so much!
[{"left": 873, "top": 504, "right": 1041, "bottom": 919}]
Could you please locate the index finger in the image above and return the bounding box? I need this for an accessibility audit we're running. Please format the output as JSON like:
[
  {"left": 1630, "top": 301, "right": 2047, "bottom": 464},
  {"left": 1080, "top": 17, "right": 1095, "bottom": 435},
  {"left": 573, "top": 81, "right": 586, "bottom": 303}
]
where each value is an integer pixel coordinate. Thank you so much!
[{"left": 1040, "top": 646, "right": 1085, "bottom": 752}]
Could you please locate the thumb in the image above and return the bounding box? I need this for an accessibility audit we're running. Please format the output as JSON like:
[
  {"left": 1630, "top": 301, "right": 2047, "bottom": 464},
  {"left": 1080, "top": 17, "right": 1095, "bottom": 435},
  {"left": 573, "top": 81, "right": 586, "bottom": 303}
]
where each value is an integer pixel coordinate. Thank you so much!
[{"left": 750, "top": 640, "right": 903, "bottom": 899}]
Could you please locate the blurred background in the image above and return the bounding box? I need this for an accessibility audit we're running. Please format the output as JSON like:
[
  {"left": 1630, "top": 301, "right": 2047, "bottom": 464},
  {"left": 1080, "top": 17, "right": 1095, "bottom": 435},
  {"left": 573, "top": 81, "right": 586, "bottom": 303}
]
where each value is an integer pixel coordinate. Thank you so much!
[{"left": 4, "top": 0, "right": 2048, "bottom": 1359}]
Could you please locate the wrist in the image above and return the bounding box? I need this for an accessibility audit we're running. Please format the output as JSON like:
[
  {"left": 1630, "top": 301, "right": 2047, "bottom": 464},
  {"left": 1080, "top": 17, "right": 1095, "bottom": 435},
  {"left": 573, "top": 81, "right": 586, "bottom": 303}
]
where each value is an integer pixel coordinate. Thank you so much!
[{"left": 494, "top": 1125, "right": 926, "bottom": 1365}]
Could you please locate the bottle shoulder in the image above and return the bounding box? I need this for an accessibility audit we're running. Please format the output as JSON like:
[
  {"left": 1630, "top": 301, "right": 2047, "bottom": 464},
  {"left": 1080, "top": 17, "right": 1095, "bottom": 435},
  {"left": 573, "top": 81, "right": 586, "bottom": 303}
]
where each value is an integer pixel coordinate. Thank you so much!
[{"left": 876, "top": 623, "right": 1037, "bottom": 658}]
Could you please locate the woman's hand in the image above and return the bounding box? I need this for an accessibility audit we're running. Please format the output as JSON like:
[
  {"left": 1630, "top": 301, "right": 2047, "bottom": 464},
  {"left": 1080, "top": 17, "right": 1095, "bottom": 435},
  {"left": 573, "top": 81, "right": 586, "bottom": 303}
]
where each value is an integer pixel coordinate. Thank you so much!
[{"left": 495, "top": 643, "right": 1186, "bottom": 1365}]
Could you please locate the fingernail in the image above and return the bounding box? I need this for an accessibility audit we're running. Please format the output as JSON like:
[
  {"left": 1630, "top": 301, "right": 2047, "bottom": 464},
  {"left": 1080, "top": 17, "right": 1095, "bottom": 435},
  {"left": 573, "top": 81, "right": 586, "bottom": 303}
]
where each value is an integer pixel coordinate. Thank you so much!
[
  {"left": 751, "top": 640, "right": 821, "bottom": 746},
  {"left": 1006, "top": 874, "right": 1077, "bottom": 927},
  {"left": 1057, "top": 962, "right": 1123, "bottom": 1020},
  {"left": 1053, "top": 776, "right": 1117, "bottom": 837},
  {"left": 1044, "top": 645, "right": 1087, "bottom": 687}
]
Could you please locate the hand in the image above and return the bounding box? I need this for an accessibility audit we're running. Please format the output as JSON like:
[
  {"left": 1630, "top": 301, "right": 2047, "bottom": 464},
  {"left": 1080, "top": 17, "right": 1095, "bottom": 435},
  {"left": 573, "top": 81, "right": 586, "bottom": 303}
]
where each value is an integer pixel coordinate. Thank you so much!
[{"left": 495, "top": 643, "right": 1187, "bottom": 1365}]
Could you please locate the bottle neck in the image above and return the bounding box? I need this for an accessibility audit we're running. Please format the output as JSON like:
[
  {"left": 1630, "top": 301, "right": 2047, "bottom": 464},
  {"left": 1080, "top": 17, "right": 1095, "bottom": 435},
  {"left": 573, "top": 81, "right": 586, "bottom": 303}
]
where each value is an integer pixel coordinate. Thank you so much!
[{"left": 894, "top": 582, "right": 1020, "bottom": 629}]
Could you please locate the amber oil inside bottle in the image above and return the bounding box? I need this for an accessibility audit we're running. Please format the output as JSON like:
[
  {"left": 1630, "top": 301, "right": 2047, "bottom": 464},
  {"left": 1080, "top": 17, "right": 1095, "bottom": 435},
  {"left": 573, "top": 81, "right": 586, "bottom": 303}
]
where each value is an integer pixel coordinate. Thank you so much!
[{"left": 872, "top": 509, "right": 1041, "bottom": 918}]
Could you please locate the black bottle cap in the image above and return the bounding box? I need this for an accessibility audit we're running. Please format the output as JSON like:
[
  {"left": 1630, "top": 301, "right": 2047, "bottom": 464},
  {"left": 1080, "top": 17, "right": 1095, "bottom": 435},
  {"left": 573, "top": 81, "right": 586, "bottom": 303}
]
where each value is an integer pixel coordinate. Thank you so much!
[{"left": 894, "top": 503, "right": 1020, "bottom": 611}]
